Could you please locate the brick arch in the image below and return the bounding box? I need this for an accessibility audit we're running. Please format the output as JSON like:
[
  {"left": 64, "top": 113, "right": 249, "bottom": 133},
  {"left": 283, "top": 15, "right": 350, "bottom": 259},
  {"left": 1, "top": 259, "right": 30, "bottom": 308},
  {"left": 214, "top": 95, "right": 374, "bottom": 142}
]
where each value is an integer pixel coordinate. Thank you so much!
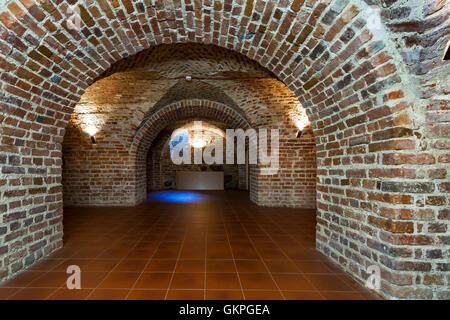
[
  {"left": 130, "top": 99, "right": 252, "bottom": 204},
  {"left": 0, "top": 0, "right": 419, "bottom": 134},
  {"left": 147, "top": 119, "right": 243, "bottom": 191},
  {"left": 0, "top": 0, "right": 419, "bottom": 145},
  {"left": 0, "top": 0, "right": 447, "bottom": 299},
  {"left": 131, "top": 99, "right": 252, "bottom": 155}
]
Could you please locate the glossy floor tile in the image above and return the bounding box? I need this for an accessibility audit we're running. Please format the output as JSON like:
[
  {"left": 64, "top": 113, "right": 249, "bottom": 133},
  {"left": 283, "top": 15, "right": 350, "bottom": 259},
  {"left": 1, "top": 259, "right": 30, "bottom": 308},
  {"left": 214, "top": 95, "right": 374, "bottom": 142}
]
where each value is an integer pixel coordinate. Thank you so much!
[{"left": 0, "top": 190, "right": 378, "bottom": 300}]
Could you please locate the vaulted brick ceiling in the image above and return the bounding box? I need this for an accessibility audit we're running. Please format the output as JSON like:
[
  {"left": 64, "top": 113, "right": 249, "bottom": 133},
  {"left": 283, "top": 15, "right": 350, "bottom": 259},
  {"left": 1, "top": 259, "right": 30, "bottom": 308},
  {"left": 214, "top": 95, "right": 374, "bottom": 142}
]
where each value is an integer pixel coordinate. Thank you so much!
[
  {"left": 84, "top": 43, "right": 278, "bottom": 129},
  {"left": 76, "top": 43, "right": 293, "bottom": 134},
  {"left": 148, "top": 80, "right": 243, "bottom": 116},
  {"left": 98, "top": 43, "right": 276, "bottom": 80}
]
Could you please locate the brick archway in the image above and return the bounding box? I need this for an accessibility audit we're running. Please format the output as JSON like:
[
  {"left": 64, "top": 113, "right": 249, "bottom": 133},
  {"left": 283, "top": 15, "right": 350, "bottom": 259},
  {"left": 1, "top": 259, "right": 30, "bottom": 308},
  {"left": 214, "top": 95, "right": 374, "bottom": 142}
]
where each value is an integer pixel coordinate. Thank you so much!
[
  {"left": 131, "top": 99, "right": 252, "bottom": 155},
  {"left": 0, "top": 0, "right": 448, "bottom": 299},
  {"left": 146, "top": 119, "right": 248, "bottom": 192},
  {"left": 131, "top": 99, "right": 252, "bottom": 204}
]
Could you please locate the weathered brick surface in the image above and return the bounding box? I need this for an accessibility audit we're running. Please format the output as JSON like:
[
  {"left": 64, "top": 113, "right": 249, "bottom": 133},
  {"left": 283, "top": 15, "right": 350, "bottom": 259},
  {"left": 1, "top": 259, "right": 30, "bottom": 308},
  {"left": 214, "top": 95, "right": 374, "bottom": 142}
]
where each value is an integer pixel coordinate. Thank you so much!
[{"left": 0, "top": 0, "right": 448, "bottom": 299}]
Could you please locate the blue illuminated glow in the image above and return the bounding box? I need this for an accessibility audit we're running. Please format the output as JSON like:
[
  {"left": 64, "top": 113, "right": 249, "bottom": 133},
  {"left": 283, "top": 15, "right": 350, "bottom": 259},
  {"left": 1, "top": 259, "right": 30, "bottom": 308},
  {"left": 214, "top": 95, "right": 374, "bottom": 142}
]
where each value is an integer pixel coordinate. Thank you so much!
[{"left": 147, "top": 191, "right": 210, "bottom": 203}]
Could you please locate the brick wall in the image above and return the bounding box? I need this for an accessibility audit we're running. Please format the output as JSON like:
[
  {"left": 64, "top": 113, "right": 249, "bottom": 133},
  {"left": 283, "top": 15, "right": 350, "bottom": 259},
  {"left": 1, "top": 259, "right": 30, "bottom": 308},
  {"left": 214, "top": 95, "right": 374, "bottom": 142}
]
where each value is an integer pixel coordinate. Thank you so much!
[{"left": 0, "top": 0, "right": 448, "bottom": 299}]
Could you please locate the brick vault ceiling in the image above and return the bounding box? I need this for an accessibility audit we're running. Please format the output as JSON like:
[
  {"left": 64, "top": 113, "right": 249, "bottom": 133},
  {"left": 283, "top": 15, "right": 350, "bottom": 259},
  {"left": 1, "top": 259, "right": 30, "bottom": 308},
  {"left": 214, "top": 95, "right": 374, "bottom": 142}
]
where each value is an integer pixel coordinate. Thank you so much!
[
  {"left": 78, "top": 43, "right": 287, "bottom": 132},
  {"left": 98, "top": 43, "right": 277, "bottom": 81}
]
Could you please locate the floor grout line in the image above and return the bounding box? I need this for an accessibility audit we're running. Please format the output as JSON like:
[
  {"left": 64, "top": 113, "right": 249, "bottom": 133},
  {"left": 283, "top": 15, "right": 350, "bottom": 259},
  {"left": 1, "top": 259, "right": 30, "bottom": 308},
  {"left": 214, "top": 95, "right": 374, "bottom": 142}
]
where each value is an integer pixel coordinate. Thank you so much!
[
  {"left": 241, "top": 206, "right": 326, "bottom": 300},
  {"left": 255, "top": 207, "right": 360, "bottom": 296},
  {"left": 220, "top": 204, "right": 246, "bottom": 300},
  {"left": 86, "top": 215, "right": 166, "bottom": 300},
  {"left": 163, "top": 226, "right": 188, "bottom": 300}
]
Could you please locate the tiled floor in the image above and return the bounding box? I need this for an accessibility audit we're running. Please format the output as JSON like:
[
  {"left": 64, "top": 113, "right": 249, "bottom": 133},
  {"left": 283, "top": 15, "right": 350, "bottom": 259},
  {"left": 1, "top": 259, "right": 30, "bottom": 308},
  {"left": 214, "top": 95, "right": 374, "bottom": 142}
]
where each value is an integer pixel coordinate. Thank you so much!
[{"left": 0, "top": 190, "right": 378, "bottom": 300}]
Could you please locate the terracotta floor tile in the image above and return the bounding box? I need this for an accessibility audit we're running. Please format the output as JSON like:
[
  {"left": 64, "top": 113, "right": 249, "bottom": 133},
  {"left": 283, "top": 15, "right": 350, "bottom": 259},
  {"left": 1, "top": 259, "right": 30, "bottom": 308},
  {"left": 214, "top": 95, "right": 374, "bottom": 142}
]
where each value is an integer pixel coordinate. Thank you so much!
[
  {"left": 257, "top": 248, "right": 287, "bottom": 260},
  {"left": 321, "top": 291, "right": 368, "bottom": 300},
  {"left": 206, "top": 260, "right": 236, "bottom": 273},
  {"left": 47, "top": 288, "right": 93, "bottom": 300},
  {"left": 134, "top": 241, "right": 159, "bottom": 251},
  {"left": 360, "top": 290, "right": 382, "bottom": 300},
  {"left": 96, "top": 249, "right": 129, "bottom": 260},
  {"left": 232, "top": 248, "right": 260, "bottom": 260},
  {"left": 206, "top": 247, "right": 233, "bottom": 259},
  {"left": 322, "top": 261, "right": 347, "bottom": 274},
  {"left": 206, "top": 290, "right": 244, "bottom": 300},
  {"left": 153, "top": 248, "right": 180, "bottom": 259},
  {"left": 264, "top": 260, "right": 300, "bottom": 273},
  {"left": 80, "top": 272, "right": 109, "bottom": 288},
  {"left": 170, "top": 273, "right": 204, "bottom": 289},
  {"left": 0, "top": 287, "right": 21, "bottom": 299},
  {"left": 125, "top": 249, "right": 155, "bottom": 260},
  {"left": 84, "top": 259, "right": 119, "bottom": 272},
  {"left": 239, "top": 273, "right": 278, "bottom": 290},
  {"left": 98, "top": 272, "right": 141, "bottom": 289},
  {"left": 71, "top": 249, "right": 104, "bottom": 259},
  {"left": 336, "top": 274, "right": 367, "bottom": 290},
  {"left": 175, "top": 260, "right": 205, "bottom": 273},
  {"left": 166, "top": 290, "right": 204, "bottom": 300},
  {"left": 179, "top": 248, "right": 205, "bottom": 260},
  {"left": 28, "top": 272, "right": 68, "bottom": 288},
  {"left": 144, "top": 259, "right": 177, "bottom": 273},
  {"left": 114, "top": 259, "right": 148, "bottom": 272},
  {"left": 46, "top": 248, "right": 79, "bottom": 259},
  {"left": 306, "top": 274, "right": 354, "bottom": 292},
  {"left": 244, "top": 291, "right": 283, "bottom": 300},
  {"left": 8, "top": 288, "right": 57, "bottom": 300},
  {"left": 28, "top": 259, "right": 65, "bottom": 271},
  {"left": 235, "top": 260, "right": 267, "bottom": 273},
  {"left": 206, "top": 273, "right": 241, "bottom": 290},
  {"left": 87, "top": 289, "right": 129, "bottom": 300},
  {"left": 0, "top": 271, "right": 46, "bottom": 288},
  {"left": 272, "top": 273, "right": 316, "bottom": 291},
  {"left": 284, "top": 248, "right": 325, "bottom": 261},
  {"left": 133, "top": 273, "right": 172, "bottom": 289},
  {"left": 127, "top": 289, "right": 166, "bottom": 300},
  {"left": 282, "top": 290, "right": 324, "bottom": 300},
  {"left": 294, "top": 261, "right": 335, "bottom": 274},
  {"left": 51, "top": 259, "right": 93, "bottom": 272}
]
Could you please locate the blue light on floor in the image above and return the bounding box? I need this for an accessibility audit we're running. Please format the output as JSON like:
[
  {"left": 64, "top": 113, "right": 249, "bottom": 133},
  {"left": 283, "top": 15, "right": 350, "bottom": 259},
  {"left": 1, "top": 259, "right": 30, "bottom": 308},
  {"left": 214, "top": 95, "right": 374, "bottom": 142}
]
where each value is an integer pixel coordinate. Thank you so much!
[{"left": 147, "top": 191, "right": 210, "bottom": 203}]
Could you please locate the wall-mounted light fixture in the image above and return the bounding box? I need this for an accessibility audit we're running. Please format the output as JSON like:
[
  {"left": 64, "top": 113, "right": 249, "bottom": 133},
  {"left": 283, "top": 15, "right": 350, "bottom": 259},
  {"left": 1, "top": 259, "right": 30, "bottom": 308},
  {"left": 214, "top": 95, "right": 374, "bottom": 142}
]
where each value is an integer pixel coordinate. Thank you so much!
[
  {"left": 85, "top": 125, "right": 97, "bottom": 145},
  {"left": 294, "top": 116, "right": 309, "bottom": 139}
]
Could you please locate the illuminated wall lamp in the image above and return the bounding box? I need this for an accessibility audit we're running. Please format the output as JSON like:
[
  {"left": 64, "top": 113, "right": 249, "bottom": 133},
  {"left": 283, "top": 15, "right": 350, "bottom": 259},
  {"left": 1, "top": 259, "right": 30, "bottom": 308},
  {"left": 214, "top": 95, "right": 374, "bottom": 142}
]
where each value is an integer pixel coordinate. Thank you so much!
[
  {"left": 295, "top": 117, "right": 309, "bottom": 139},
  {"left": 86, "top": 126, "right": 97, "bottom": 145}
]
